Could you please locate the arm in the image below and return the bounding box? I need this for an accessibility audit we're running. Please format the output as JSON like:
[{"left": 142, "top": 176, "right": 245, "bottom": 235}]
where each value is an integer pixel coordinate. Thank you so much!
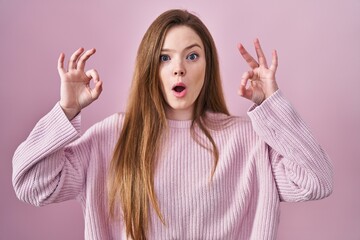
[
  {"left": 248, "top": 90, "right": 333, "bottom": 201},
  {"left": 238, "top": 39, "right": 333, "bottom": 201},
  {"left": 12, "top": 47, "right": 103, "bottom": 205},
  {"left": 13, "top": 104, "right": 87, "bottom": 205}
]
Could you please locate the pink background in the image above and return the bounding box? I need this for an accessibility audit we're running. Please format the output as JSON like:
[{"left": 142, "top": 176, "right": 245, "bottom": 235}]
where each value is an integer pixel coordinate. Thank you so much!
[{"left": 1, "top": 0, "right": 359, "bottom": 239}]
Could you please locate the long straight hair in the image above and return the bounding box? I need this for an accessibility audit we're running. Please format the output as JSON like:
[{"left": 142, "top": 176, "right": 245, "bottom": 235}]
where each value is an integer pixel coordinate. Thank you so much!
[{"left": 108, "top": 9, "right": 230, "bottom": 239}]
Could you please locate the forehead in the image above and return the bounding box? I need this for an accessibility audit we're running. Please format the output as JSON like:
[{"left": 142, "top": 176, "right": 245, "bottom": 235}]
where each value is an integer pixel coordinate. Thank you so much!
[{"left": 162, "top": 25, "right": 204, "bottom": 50}]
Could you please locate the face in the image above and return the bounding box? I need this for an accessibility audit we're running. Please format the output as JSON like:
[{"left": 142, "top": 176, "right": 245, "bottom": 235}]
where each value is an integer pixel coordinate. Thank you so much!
[{"left": 159, "top": 25, "right": 206, "bottom": 120}]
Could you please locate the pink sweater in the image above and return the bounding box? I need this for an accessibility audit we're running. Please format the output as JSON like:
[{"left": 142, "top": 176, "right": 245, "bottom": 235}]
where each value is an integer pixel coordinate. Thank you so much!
[{"left": 12, "top": 91, "right": 333, "bottom": 239}]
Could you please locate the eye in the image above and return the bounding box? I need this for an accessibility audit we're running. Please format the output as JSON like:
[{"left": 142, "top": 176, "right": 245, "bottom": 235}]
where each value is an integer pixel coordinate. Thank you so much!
[
  {"left": 187, "top": 53, "right": 199, "bottom": 61},
  {"left": 160, "top": 55, "right": 170, "bottom": 62}
]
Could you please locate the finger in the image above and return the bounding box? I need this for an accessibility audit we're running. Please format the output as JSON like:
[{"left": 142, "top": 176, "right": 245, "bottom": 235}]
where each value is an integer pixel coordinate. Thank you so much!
[
  {"left": 238, "top": 83, "right": 253, "bottom": 100},
  {"left": 77, "top": 48, "right": 96, "bottom": 71},
  {"left": 238, "top": 71, "right": 253, "bottom": 100},
  {"left": 85, "top": 69, "right": 100, "bottom": 89},
  {"left": 57, "top": 53, "right": 65, "bottom": 75},
  {"left": 91, "top": 80, "right": 103, "bottom": 100},
  {"left": 86, "top": 69, "right": 102, "bottom": 100},
  {"left": 241, "top": 70, "right": 255, "bottom": 83},
  {"left": 85, "top": 69, "right": 99, "bottom": 81},
  {"left": 254, "top": 38, "right": 268, "bottom": 68},
  {"left": 269, "top": 49, "right": 278, "bottom": 72},
  {"left": 68, "top": 47, "right": 84, "bottom": 70},
  {"left": 237, "top": 43, "right": 259, "bottom": 69}
]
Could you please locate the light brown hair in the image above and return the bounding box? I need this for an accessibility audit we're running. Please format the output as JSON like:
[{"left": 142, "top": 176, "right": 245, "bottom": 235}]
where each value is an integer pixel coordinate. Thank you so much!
[{"left": 108, "top": 9, "right": 229, "bottom": 239}]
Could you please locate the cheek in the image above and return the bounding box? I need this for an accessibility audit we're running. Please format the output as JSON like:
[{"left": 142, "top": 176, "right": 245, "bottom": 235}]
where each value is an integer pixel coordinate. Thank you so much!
[
  {"left": 159, "top": 67, "right": 171, "bottom": 95},
  {"left": 192, "top": 64, "right": 206, "bottom": 89}
]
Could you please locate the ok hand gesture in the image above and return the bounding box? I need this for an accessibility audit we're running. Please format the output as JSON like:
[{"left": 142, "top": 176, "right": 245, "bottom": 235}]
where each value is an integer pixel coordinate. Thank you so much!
[
  {"left": 238, "top": 39, "right": 278, "bottom": 105},
  {"left": 58, "top": 48, "right": 103, "bottom": 120}
]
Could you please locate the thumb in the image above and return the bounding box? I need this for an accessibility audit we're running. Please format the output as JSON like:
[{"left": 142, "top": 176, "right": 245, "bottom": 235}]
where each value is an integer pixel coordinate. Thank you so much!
[
  {"left": 85, "top": 69, "right": 103, "bottom": 100},
  {"left": 238, "top": 84, "right": 253, "bottom": 101},
  {"left": 238, "top": 71, "right": 253, "bottom": 100},
  {"left": 91, "top": 80, "right": 103, "bottom": 100}
]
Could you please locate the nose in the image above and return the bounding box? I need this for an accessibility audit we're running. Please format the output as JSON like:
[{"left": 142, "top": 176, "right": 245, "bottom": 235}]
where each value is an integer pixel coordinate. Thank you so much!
[
  {"left": 174, "top": 70, "right": 185, "bottom": 76},
  {"left": 173, "top": 61, "right": 186, "bottom": 76}
]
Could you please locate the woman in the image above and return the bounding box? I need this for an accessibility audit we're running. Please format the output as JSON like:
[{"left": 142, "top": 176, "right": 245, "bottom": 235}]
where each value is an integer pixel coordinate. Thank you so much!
[{"left": 12, "top": 9, "right": 333, "bottom": 240}]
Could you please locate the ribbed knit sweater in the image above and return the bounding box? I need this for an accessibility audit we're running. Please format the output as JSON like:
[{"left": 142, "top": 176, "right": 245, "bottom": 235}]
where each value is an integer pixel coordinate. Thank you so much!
[{"left": 12, "top": 90, "right": 333, "bottom": 240}]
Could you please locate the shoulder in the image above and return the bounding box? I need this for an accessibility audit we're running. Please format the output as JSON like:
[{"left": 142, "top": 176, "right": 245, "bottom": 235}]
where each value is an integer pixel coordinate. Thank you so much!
[
  {"left": 204, "top": 111, "right": 258, "bottom": 140},
  {"left": 203, "top": 112, "right": 263, "bottom": 148},
  {"left": 84, "top": 112, "right": 126, "bottom": 139},
  {"left": 95, "top": 112, "right": 125, "bottom": 128},
  {"left": 205, "top": 111, "right": 253, "bottom": 130}
]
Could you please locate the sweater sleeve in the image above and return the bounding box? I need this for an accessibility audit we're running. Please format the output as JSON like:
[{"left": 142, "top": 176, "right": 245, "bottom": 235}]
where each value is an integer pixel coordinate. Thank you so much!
[
  {"left": 12, "top": 103, "right": 92, "bottom": 206},
  {"left": 247, "top": 90, "right": 334, "bottom": 202}
]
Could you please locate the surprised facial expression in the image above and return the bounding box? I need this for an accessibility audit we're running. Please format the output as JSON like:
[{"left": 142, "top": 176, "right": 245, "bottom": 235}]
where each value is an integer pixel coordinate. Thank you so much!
[{"left": 159, "top": 25, "right": 206, "bottom": 120}]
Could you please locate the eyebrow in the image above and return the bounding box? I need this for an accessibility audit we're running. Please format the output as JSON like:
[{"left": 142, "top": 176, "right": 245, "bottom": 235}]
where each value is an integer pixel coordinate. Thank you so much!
[{"left": 161, "top": 43, "right": 202, "bottom": 52}]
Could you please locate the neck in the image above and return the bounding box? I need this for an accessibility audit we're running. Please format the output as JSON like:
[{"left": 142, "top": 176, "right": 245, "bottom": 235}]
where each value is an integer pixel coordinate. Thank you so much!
[{"left": 165, "top": 106, "right": 193, "bottom": 120}]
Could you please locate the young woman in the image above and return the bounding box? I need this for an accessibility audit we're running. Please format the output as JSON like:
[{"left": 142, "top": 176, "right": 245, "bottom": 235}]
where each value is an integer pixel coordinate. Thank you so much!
[{"left": 12, "top": 9, "right": 333, "bottom": 240}]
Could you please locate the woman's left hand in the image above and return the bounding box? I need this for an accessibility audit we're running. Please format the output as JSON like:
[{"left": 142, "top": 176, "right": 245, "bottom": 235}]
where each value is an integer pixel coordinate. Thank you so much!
[{"left": 237, "top": 38, "right": 279, "bottom": 105}]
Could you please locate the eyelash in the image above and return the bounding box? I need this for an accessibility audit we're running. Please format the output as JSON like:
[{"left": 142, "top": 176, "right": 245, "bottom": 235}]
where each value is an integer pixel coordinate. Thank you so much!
[
  {"left": 187, "top": 53, "right": 199, "bottom": 61},
  {"left": 160, "top": 55, "right": 170, "bottom": 62},
  {"left": 159, "top": 53, "right": 199, "bottom": 62}
]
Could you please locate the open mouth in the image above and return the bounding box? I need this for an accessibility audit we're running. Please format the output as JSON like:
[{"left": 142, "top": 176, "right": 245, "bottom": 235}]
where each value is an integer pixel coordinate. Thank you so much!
[
  {"left": 173, "top": 86, "right": 186, "bottom": 93},
  {"left": 172, "top": 83, "right": 187, "bottom": 97}
]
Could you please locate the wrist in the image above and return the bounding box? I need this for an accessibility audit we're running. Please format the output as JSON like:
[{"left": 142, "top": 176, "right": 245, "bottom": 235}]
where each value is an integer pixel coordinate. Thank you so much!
[{"left": 59, "top": 102, "right": 80, "bottom": 120}]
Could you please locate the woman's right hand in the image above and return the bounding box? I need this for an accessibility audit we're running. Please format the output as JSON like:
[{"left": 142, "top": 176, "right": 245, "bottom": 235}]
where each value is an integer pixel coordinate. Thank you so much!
[{"left": 58, "top": 48, "right": 103, "bottom": 120}]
